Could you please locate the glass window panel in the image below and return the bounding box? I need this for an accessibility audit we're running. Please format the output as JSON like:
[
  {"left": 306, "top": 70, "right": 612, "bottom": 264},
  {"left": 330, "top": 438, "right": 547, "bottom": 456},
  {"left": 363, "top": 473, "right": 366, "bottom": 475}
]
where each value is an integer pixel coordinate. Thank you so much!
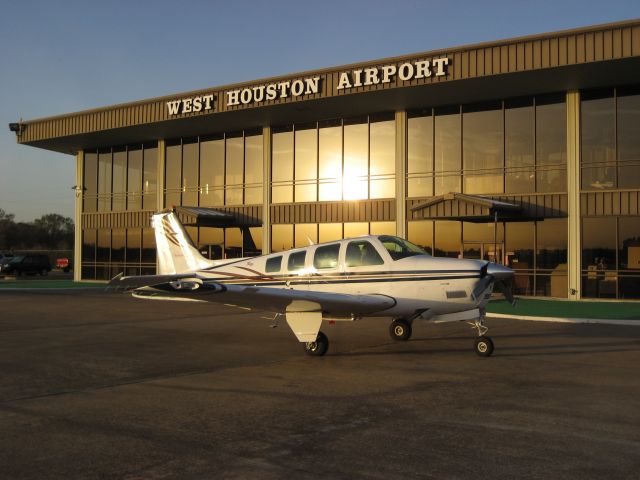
[
  {"left": 343, "top": 120, "right": 368, "bottom": 200},
  {"left": 345, "top": 240, "right": 384, "bottom": 267},
  {"left": 199, "top": 135, "right": 225, "bottom": 207},
  {"left": 287, "top": 251, "right": 307, "bottom": 271},
  {"left": 83, "top": 151, "right": 98, "bottom": 213},
  {"left": 407, "top": 113, "right": 433, "bottom": 198},
  {"left": 319, "top": 223, "right": 343, "bottom": 243},
  {"left": 344, "top": 222, "right": 368, "bottom": 238},
  {"left": 272, "top": 128, "right": 294, "bottom": 204},
  {"left": 198, "top": 227, "right": 224, "bottom": 260},
  {"left": 225, "top": 135, "right": 244, "bottom": 206},
  {"left": 618, "top": 165, "right": 640, "bottom": 189},
  {"left": 266, "top": 256, "right": 282, "bottom": 273},
  {"left": 506, "top": 222, "right": 534, "bottom": 295},
  {"left": 97, "top": 229, "right": 111, "bottom": 263},
  {"left": 314, "top": 244, "right": 340, "bottom": 269},
  {"left": 618, "top": 91, "right": 640, "bottom": 167},
  {"left": 111, "top": 228, "right": 126, "bottom": 262},
  {"left": 98, "top": 149, "right": 112, "bottom": 212},
  {"left": 319, "top": 121, "right": 342, "bottom": 201},
  {"left": 271, "top": 224, "right": 293, "bottom": 252},
  {"left": 244, "top": 134, "right": 263, "bottom": 205},
  {"left": 582, "top": 218, "right": 617, "bottom": 298},
  {"left": 82, "top": 229, "right": 96, "bottom": 263},
  {"left": 370, "top": 221, "right": 396, "bottom": 236},
  {"left": 182, "top": 140, "right": 199, "bottom": 206},
  {"left": 295, "top": 126, "right": 318, "bottom": 202},
  {"left": 536, "top": 96, "right": 566, "bottom": 192},
  {"left": 245, "top": 227, "right": 263, "bottom": 256},
  {"left": 143, "top": 145, "right": 157, "bottom": 210},
  {"left": 295, "top": 223, "right": 318, "bottom": 248},
  {"left": 505, "top": 99, "right": 534, "bottom": 193},
  {"left": 224, "top": 227, "right": 242, "bottom": 258},
  {"left": 112, "top": 149, "right": 127, "bottom": 211},
  {"left": 127, "top": 147, "right": 142, "bottom": 211},
  {"left": 141, "top": 228, "right": 156, "bottom": 264},
  {"left": 434, "top": 221, "right": 461, "bottom": 258},
  {"left": 536, "top": 218, "right": 567, "bottom": 271},
  {"left": 434, "top": 108, "right": 461, "bottom": 195},
  {"left": 619, "top": 217, "right": 640, "bottom": 271},
  {"left": 126, "top": 228, "right": 141, "bottom": 263},
  {"left": 463, "top": 104, "right": 503, "bottom": 194},
  {"left": 165, "top": 142, "right": 182, "bottom": 206},
  {"left": 370, "top": 119, "right": 395, "bottom": 199},
  {"left": 581, "top": 93, "right": 615, "bottom": 190},
  {"left": 407, "top": 220, "right": 433, "bottom": 255},
  {"left": 463, "top": 222, "right": 503, "bottom": 242}
]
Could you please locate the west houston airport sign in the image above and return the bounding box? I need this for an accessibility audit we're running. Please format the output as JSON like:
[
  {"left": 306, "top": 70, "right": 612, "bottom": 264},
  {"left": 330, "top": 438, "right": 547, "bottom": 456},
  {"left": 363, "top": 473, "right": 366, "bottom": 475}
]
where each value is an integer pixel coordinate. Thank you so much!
[{"left": 166, "top": 57, "right": 450, "bottom": 115}]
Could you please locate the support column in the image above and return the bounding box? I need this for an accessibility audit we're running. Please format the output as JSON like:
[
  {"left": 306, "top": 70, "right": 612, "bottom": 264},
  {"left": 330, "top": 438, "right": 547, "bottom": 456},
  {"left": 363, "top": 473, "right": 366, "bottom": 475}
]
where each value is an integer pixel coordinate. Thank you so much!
[
  {"left": 73, "top": 151, "right": 84, "bottom": 282},
  {"left": 156, "top": 139, "right": 165, "bottom": 211},
  {"left": 262, "top": 127, "right": 272, "bottom": 254},
  {"left": 566, "top": 91, "right": 581, "bottom": 300},
  {"left": 395, "top": 111, "right": 407, "bottom": 238}
]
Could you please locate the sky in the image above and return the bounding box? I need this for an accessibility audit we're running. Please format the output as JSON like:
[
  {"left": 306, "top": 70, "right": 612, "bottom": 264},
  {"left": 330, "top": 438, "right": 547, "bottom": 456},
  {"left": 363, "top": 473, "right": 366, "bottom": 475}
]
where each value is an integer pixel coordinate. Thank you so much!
[{"left": 0, "top": 0, "right": 638, "bottom": 222}]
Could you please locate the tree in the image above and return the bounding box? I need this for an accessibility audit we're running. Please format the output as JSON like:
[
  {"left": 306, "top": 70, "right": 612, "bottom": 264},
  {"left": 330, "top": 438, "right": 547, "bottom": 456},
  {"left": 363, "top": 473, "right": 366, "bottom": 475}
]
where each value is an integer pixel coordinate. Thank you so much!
[{"left": 0, "top": 210, "right": 74, "bottom": 250}]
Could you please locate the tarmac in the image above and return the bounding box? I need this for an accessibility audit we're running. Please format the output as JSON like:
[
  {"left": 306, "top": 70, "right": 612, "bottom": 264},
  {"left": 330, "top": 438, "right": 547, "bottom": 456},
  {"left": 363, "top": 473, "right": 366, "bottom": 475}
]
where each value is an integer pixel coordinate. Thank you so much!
[{"left": 1, "top": 289, "right": 639, "bottom": 479}]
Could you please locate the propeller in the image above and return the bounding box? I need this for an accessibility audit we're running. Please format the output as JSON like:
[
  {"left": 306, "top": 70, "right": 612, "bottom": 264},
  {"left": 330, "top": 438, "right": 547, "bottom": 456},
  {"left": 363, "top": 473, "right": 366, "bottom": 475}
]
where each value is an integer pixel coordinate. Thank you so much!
[{"left": 471, "top": 262, "right": 517, "bottom": 306}]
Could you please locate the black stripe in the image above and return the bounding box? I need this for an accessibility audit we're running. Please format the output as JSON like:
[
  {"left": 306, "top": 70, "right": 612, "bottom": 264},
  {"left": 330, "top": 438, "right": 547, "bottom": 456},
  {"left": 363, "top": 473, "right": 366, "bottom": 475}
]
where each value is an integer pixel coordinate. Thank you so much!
[{"left": 210, "top": 274, "right": 481, "bottom": 287}]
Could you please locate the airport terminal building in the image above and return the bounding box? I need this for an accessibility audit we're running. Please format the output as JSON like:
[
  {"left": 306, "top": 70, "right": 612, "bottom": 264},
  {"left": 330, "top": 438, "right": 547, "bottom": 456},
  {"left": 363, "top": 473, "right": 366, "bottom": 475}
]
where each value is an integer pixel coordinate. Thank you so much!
[{"left": 13, "top": 20, "right": 640, "bottom": 300}]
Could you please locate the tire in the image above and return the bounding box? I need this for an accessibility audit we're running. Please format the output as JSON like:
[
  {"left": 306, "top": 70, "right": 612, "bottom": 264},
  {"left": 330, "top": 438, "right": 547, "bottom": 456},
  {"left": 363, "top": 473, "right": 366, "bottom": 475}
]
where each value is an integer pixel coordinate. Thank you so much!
[
  {"left": 389, "top": 319, "right": 412, "bottom": 341},
  {"left": 303, "top": 331, "right": 329, "bottom": 357},
  {"left": 474, "top": 336, "right": 494, "bottom": 357}
]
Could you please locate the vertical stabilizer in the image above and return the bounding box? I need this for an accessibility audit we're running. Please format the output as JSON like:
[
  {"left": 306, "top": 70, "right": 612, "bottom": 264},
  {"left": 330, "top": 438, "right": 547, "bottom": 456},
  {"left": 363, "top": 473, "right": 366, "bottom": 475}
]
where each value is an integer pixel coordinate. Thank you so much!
[{"left": 152, "top": 211, "right": 214, "bottom": 274}]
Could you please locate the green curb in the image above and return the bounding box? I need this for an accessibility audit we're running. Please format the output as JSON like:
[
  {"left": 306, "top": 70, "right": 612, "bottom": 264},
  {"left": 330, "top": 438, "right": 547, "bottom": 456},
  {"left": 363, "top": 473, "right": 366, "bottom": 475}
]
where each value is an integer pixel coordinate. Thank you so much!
[
  {"left": 0, "top": 280, "right": 105, "bottom": 289},
  {"left": 488, "top": 298, "right": 640, "bottom": 321}
]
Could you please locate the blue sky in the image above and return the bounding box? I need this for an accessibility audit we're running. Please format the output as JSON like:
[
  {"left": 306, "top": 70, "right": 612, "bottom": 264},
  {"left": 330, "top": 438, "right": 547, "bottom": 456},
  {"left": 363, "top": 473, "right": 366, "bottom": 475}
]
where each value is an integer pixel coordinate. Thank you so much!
[{"left": 0, "top": 0, "right": 638, "bottom": 221}]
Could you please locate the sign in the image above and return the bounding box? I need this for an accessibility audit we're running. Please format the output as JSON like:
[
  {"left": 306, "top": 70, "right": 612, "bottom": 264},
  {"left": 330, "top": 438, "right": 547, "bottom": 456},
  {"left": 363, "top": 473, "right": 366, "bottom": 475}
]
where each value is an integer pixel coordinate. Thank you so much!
[{"left": 165, "top": 56, "right": 451, "bottom": 115}]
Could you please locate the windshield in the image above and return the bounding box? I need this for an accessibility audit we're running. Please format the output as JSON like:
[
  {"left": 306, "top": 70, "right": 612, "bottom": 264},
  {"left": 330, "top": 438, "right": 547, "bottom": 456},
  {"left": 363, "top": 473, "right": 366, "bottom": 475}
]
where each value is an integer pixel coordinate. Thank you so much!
[
  {"left": 9, "top": 256, "right": 24, "bottom": 263},
  {"left": 378, "top": 236, "right": 429, "bottom": 261}
]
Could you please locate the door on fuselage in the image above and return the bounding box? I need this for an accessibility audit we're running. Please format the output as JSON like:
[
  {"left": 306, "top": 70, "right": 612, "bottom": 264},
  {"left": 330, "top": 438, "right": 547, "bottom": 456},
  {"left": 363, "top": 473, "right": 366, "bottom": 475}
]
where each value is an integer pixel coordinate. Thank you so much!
[{"left": 343, "top": 239, "right": 387, "bottom": 294}]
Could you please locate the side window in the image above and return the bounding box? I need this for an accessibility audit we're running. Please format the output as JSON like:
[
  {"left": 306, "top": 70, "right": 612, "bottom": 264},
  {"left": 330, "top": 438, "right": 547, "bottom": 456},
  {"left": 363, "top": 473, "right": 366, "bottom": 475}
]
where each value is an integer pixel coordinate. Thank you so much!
[
  {"left": 346, "top": 241, "right": 384, "bottom": 267},
  {"left": 313, "top": 244, "right": 340, "bottom": 269},
  {"left": 287, "top": 251, "right": 307, "bottom": 271},
  {"left": 265, "top": 256, "right": 282, "bottom": 273}
]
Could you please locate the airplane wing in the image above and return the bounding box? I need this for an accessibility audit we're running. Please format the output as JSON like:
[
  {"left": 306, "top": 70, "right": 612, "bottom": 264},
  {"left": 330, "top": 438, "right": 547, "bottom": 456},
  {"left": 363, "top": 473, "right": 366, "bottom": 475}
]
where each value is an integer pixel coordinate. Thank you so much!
[{"left": 109, "top": 273, "right": 397, "bottom": 316}]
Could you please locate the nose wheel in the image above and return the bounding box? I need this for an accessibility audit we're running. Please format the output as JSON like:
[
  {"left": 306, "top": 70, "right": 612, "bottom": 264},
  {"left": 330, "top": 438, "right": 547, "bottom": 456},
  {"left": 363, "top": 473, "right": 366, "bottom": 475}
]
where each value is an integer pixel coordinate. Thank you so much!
[
  {"left": 469, "top": 315, "right": 494, "bottom": 357},
  {"left": 389, "top": 319, "right": 412, "bottom": 341}
]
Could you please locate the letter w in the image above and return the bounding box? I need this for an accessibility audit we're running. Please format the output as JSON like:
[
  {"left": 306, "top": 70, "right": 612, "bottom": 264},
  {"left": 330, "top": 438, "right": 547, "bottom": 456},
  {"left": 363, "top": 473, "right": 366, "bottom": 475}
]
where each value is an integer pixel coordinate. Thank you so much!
[{"left": 166, "top": 100, "right": 181, "bottom": 115}]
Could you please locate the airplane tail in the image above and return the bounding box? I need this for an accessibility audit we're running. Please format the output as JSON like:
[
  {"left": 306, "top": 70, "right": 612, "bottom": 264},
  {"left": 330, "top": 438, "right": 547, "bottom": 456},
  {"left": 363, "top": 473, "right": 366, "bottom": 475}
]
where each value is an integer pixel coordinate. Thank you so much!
[{"left": 152, "top": 210, "right": 214, "bottom": 274}]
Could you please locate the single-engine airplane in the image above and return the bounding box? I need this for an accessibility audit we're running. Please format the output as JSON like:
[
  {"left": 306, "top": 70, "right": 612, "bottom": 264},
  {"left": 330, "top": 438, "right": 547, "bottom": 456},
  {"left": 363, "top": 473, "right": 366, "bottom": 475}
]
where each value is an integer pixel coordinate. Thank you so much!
[{"left": 110, "top": 210, "right": 515, "bottom": 357}]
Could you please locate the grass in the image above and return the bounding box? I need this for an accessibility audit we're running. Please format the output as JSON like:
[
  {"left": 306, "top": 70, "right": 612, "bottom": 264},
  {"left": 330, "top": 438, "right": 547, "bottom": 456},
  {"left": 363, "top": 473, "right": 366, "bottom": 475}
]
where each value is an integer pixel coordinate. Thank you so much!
[{"left": 488, "top": 298, "right": 640, "bottom": 320}]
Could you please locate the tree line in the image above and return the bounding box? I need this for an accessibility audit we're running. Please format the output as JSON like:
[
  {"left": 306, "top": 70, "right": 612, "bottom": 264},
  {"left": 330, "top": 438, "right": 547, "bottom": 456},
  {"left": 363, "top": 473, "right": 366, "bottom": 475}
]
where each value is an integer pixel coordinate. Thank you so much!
[{"left": 0, "top": 209, "right": 74, "bottom": 250}]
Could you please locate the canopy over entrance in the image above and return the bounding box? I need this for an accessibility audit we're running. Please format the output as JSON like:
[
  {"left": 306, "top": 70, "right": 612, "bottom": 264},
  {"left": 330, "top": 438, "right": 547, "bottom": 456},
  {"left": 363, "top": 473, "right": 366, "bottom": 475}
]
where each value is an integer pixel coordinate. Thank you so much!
[
  {"left": 410, "top": 193, "right": 531, "bottom": 222},
  {"left": 172, "top": 206, "right": 261, "bottom": 227}
]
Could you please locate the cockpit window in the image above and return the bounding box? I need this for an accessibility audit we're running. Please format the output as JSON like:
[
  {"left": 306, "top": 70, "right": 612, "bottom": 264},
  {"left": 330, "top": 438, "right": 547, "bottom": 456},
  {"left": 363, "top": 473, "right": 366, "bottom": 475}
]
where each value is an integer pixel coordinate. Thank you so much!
[
  {"left": 313, "top": 244, "right": 340, "bottom": 269},
  {"left": 346, "top": 241, "right": 384, "bottom": 267},
  {"left": 378, "top": 236, "right": 428, "bottom": 260},
  {"left": 287, "top": 251, "right": 307, "bottom": 271}
]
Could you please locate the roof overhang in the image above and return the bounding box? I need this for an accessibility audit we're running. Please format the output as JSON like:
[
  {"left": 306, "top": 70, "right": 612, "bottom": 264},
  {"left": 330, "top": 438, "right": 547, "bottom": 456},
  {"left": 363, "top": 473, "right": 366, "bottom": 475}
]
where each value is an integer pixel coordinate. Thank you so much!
[
  {"left": 410, "top": 193, "right": 534, "bottom": 222},
  {"left": 173, "top": 206, "right": 261, "bottom": 227}
]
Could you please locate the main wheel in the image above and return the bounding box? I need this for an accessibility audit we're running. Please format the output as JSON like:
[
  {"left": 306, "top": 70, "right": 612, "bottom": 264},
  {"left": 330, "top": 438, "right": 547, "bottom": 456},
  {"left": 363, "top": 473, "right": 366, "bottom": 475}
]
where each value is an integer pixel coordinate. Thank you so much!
[
  {"left": 474, "top": 336, "right": 494, "bottom": 357},
  {"left": 303, "top": 331, "right": 329, "bottom": 356},
  {"left": 389, "top": 319, "right": 412, "bottom": 341}
]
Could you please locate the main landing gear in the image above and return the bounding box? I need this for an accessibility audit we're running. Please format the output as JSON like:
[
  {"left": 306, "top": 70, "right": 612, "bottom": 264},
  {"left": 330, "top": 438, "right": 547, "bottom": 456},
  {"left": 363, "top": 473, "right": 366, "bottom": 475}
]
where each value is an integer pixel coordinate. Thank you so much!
[
  {"left": 470, "top": 315, "right": 494, "bottom": 357},
  {"left": 303, "top": 331, "right": 329, "bottom": 356},
  {"left": 389, "top": 318, "right": 412, "bottom": 341}
]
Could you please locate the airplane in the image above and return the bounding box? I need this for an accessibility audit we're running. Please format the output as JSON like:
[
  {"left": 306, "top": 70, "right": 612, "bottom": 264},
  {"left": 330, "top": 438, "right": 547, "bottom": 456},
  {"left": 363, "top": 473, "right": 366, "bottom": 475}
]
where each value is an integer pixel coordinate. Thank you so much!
[{"left": 109, "top": 209, "right": 515, "bottom": 357}]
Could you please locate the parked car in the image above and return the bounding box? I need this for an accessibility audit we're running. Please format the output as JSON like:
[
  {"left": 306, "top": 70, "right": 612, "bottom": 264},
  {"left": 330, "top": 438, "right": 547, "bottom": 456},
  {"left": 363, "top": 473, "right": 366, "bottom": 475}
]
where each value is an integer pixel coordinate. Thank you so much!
[
  {"left": 56, "top": 257, "right": 72, "bottom": 273},
  {"left": 0, "top": 254, "right": 52, "bottom": 276}
]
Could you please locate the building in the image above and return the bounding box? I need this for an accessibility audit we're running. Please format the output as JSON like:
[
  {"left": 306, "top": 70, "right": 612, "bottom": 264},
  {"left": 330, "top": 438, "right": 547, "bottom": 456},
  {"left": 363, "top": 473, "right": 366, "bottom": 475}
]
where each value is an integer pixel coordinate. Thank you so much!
[{"left": 12, "top": 20, "right": 640, "bottom": 300}]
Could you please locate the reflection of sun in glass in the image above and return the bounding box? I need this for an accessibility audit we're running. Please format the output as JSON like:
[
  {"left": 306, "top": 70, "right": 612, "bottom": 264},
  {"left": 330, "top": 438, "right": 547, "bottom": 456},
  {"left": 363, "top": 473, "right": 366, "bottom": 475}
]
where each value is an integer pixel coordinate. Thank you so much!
[{"left": 343, "top": 162, "right": 368, "bottom": 200}]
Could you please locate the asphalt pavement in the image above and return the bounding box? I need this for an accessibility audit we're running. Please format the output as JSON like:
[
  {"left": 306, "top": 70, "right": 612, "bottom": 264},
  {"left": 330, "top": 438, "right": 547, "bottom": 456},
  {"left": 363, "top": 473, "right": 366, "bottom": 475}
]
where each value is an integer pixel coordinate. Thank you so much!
[{"left": 1, "top": 290, "right": 639, "bottom": 479}]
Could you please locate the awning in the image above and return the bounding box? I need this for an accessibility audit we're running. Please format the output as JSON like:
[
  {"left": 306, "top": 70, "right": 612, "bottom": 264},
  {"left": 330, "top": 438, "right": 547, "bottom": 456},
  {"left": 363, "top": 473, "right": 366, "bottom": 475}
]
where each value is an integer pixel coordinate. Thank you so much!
[
  {"left": 409, "top": 193, "right": 529, "bottom": 222},
  {"left": 172, "top": 206, "right": 261, "bottom": 227}
]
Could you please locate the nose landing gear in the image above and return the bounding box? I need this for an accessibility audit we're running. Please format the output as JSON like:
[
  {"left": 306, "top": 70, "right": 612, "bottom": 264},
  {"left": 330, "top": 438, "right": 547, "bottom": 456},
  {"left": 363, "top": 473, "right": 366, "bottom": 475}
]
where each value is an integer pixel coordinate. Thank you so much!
[{"left": 469, "top": 313, "right": 494, "bottom": 357}]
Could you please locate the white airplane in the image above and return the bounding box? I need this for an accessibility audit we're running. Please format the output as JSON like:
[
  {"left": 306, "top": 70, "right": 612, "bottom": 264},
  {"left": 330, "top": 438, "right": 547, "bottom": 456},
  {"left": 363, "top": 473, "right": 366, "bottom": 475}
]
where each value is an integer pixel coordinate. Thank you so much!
[{"left": 110, "top": 210, "right": 515, "bottom": 357}]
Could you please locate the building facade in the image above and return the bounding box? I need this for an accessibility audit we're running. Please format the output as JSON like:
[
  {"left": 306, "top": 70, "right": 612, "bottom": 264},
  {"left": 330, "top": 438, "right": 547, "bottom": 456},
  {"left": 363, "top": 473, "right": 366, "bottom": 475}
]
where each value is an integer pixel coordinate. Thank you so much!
[{"left": 13, "top": 20, "right": 640, "bottom": 300}]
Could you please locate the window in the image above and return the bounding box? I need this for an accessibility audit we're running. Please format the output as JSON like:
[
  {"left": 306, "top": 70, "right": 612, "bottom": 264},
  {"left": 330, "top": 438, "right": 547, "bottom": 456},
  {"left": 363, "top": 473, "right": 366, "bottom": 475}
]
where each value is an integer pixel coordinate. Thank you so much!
[
  {"left": 463, "top": 102, "right": 503, "bottom": 195},
  {"left": 295, "top": 224, "right": 318, "bottom": 248},
  {"left": 379, "top": 236, "right": 427, "bottom": 260},
  {"left": 287, "top": 251, "right": 306, "bottom": 271},
  {"left": 127, "top": 147, "right": 143, "bottom": 211},
  {"left": 346, "top": 241, "right": 384, "bottom": 267},
  {"left": 434, "top": 106, "right": 461, "bottom": 195},
  {"left": 505, "top": 98, "right": 534, "bottom": 193},
  {"left": 182, "top": 139, "right": 199, "bottom": 206},
  {"left": 83, "top": 152, "right": 98, "bottom": 212},
  {"left": 266, "top": 256, "right": 282, "bottom": 273},
  {"left": 407, "top": 111, "right": 433, "bottom": 197},
  {"left": 272, "top": 126, "right": 294, "bottom": 203},
  {"left": 313, "top": 244, "right": 340, "bottom": 269},
  {"left": 200, "top": 134, "right": 225, "bottom": 206}
]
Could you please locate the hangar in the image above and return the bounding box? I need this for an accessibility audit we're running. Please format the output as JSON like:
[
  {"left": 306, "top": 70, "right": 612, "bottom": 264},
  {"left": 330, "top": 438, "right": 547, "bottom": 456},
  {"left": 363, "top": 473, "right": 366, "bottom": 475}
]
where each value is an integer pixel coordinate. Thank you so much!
[{"left": 11, "top": 19, "right": 640, "bottom": 300}]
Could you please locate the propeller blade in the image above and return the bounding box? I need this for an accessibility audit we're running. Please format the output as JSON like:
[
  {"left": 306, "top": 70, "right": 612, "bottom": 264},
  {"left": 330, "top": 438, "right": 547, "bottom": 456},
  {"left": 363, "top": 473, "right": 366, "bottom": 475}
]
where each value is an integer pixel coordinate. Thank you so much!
[
  {"left": 495, "top": 279, "right": 517, "bottom": 306},
  {"left": 471, "top": 275, "right": 494, "bottom": 302}
]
